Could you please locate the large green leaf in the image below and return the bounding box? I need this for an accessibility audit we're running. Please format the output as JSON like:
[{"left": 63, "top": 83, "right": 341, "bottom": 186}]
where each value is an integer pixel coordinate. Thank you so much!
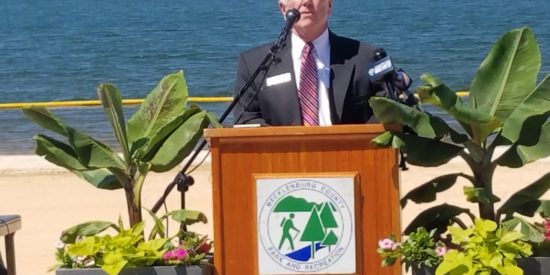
[
  {"left": 502, "top": 217, "right": 545, "bottom": 243},
  {"left": 102, "top": 253, "right": 128, "bottom": 275},
  {"left": 73, "top": 169, "right": 122, "bottom": 190},
  {"left": 169, "top": 209, "right": 208, "bottom": 225},
  {"left": 471, "top": 27, "right": 541, "bottom": 122},
  {"left": 127, "top": 71, "right": 188, "bottom": 148},
  {"left": 372, "top": 131, "right": 394, "bottom": 146},
  {"left": 206, "top": 110, "right": 223, "bottom": 128},
  {"left": 538, "top": 200, "right": 550, "bottom": 218},
  {"left": 150, "top": 111, "right": 209, "bottom": 172},
  {"left": 69, "top": 131, "right": 126, "bottom": 170},
  {"left": 369, "top": 97, "right": 468, "bottom": 143},
  {"left": 418, "top": 74, "right": 501, "bottom": 145},
  {"left": 397, "top": 134, "right": 464, "bottom": 167},
  {"left": 497, "top": 172, "right": 550, "bottom": 218},
  {"left": 25, "top": 107, "right": 126, "bottom": 171},
  {"left": 34, "top": 134, "right": 87, "bottom": 171},
  {"left": 98, "top": 83, "right": 130, "bottom": 163},
  {"left": 497, "top": 121, "right": 550, "bottom": 167},
  {"left": 404, "top": 204, "right": 472, "bottom": 234},
  {"left": 501, "top": 76, "right": 550, "bottom": 144},
  {"left": 400, "top": 174, "right": 462, "bottom": 207},
  {"left": 21, "top": 107, "right": 71, "bottom": 137},
  {"left": 138, "top": 106, "right": 202, "bottom": 162},
  {"left": 61, "top": 221, "right": 119, "bottom": 244}
]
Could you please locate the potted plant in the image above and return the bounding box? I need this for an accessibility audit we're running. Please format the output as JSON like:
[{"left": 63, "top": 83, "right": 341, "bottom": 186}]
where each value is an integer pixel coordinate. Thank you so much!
[
  {"left": 378, "top": 219, "right": 533, "bottom": 275},
  {"left": 377, "top": 227, "right": 447, "bottom": 274},
  {"left": 436, "top": 219, "right": 532, "bottom": 275},
  {"left": 22, "top": 71, "right": 220, "bottom": 274},
  {"left": 369, "top": 26, "right": 550, "bottom": 273},
  {"left": 53, "top": 213, "right": 213, "bottom": 275}
]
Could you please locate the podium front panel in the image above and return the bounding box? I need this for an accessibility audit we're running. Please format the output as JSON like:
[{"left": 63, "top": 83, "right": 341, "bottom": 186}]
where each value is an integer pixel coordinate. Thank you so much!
[{"left": 205, "top": 125, "right": 401, "bottom": 275}]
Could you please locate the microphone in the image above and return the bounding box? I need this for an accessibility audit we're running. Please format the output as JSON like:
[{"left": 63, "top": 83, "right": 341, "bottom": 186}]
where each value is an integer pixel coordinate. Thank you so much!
[
  {"left": 368, "top": 49, "right": 394, "bottom": 83},
  {"left": 275, "top": 9, "right": 301, "bottom": 48},
  {"left": 368, "top": 48, "right": 418, "bottom": 107},
  {"left": 284, "top": 9, "right": 301, "bottom": 32}
]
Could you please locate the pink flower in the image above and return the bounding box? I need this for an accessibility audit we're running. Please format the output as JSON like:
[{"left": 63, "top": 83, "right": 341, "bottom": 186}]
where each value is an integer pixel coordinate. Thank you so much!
[
  {"left": 172, "top": 248, "right": 188, "bottom": 260},
  {"left": 435, "top": 246, "right": 448, "bottom": 256},
  {"left": 378, "top": 238, "right": 396, "bottom": 250},
  {"left": 163, "top": 250, "right": 173, "bottom": 261},
  {"left": 544, "top": 220, "right": 550, "bottom": 240}
]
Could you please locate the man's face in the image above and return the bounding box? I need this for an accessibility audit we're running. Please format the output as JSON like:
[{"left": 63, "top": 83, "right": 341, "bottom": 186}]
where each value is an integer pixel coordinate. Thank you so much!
[{"left": 278, "top": 0, "right": 332, "bottom": 41}]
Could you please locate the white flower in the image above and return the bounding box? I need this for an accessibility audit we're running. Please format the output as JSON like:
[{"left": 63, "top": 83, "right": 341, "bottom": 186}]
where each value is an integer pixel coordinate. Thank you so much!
[
  {"left": 84, "top": 259, "right": 96, "bottom": 267},
  {"left": 55, "top": 241, "right": 65, "bottom": 249},
  {"left": 378, "top": 238, "right": 396, "bottom": 250},
  {"left": 74, "top": 256, "right": 87, "bottom": 265},
  {"left": 435, "top": 246, "right": 448, "bottom": 256}
]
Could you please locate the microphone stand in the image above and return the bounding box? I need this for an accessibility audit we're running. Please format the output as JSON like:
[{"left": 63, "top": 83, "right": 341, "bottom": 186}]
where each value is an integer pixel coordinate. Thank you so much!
[{"left": 150, "top": 33, "right": 290, "bottom": 231}]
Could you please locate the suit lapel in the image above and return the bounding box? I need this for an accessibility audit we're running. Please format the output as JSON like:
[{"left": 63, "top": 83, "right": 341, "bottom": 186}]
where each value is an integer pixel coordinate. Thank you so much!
[
  {"left": 329, "top": 32, "right": 354, "bottom": 124},
  {"left": 266, "top": 39, "right": 302, "bottom": 125}
]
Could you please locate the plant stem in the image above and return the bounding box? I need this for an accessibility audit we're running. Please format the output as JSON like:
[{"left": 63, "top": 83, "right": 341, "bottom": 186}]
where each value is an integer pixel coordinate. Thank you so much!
[
  {"left": 476, "top": 146, "right": 497, "bottom": 221},
  {"left": 125, "top": 190, "right": 142, "bottom": 227}
]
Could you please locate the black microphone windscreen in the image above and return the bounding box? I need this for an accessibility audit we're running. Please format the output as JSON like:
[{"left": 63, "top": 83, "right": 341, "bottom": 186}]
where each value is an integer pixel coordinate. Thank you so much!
[{"left": 285, "top": 9, "right": 301, "bottom": 23}]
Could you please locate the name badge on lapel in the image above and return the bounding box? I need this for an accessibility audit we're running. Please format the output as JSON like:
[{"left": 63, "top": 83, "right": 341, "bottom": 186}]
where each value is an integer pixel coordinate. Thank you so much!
[{"left": 265, "top": 73, "right": 291, "bottom": 87}]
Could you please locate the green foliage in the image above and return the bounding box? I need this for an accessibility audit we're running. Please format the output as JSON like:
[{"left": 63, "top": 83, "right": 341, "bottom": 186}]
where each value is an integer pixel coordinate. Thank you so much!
[
  {"left": 60, "top": 221, "right": 120, "bottom": 244},
  {"left": 30, "top": 71, "right": 219, "bottom": 273},
  {"left": 56, "top": 222, "right": 169, "bottom": 275},
  {"left": 377, "top": 227, "right": 445, "bottom": 271},
  {"left": 369, "top": 27, "right": 550, "bottom": 244},
  {"left": 436, "top": 219, "right": 532, "bottom": 275},
  {"left": 51, "top": 209, "right": 210, "bottom": 273},
  {"left": 22, "top": 71, "right": 220, "bottom": 227}
]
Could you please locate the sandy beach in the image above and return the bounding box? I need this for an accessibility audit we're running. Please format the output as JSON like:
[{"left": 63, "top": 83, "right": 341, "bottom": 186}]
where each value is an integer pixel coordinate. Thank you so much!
[{"left": 1, "top": 153, "right": 550, "bottom": 274}]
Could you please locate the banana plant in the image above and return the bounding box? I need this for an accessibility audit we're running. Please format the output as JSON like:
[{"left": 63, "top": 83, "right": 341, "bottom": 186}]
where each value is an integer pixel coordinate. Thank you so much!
[
  {"left": 22, "top": 71, "right": 221, "bottom": 227},
  {"left": 369, "top": 27, "right": 550, "bottom": 242}
]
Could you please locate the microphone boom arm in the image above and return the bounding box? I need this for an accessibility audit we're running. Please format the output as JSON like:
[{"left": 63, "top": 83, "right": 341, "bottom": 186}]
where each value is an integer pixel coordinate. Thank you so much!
[{"left": 151, "top": 25, "right": 293, "bottom": 215}]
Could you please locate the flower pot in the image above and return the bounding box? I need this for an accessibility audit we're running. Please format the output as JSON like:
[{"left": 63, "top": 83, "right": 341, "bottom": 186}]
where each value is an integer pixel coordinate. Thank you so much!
[
  {"left": 56, "top": 264, "right": 212, "bottom": 275},
  {"left": 518, "top": 257, "right": 550, "bottom": 274},
  {"left": 411, "top": 265, "right": 436, "bottom": 275}
]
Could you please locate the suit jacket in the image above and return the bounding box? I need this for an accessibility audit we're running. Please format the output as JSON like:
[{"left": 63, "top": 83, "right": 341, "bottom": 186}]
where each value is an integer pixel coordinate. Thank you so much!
[{"left": 233, "top": 30, "right": 384, "bottom": 126}]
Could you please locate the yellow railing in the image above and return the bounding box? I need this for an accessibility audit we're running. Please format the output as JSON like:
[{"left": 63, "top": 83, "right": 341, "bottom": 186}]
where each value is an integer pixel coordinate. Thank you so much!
[
  {"left": 0, "top": 97, "right": 234, "bottom": 109},
  {"left": 0, "top": 92, "right": 470, "bottom": 110}
]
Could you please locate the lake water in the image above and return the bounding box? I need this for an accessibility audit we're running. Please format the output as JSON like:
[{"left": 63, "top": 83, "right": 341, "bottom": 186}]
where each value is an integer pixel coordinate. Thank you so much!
[{"left": 1, "top": 0, "right": 549, "bottom": 154}]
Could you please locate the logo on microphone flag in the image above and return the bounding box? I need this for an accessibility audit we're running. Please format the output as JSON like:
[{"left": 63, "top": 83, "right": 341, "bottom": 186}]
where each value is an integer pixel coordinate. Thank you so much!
[{"left": 257, "top": 177, "right": 356, "bottom": 274}]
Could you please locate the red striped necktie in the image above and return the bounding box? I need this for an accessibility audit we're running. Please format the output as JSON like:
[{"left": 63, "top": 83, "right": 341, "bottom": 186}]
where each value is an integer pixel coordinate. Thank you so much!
[{"left": 298, "top": 42, "right": 319, "bottom": 126}]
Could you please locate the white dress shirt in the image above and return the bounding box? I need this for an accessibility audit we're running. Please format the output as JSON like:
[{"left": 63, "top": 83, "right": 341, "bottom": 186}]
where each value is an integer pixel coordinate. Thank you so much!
[{"left": 291, "top": 29, "right": 332, "bottom": 126}]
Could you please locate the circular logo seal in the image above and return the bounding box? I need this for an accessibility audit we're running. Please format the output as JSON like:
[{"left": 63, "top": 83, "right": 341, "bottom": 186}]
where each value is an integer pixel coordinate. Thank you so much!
[{"left": 258, "top": 179, "right": 353, "bottom": 272}]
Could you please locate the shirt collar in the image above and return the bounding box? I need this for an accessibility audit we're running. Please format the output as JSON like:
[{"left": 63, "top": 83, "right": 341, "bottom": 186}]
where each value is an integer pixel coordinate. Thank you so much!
[{"left": 291, "top": 28, "right": 330, "bottom": 58}]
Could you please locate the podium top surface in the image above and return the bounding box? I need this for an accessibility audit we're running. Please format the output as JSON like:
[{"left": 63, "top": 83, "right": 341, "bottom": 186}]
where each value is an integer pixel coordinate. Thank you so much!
[{"left": 204, "top": 124, "right": 393, "bottom": 139}]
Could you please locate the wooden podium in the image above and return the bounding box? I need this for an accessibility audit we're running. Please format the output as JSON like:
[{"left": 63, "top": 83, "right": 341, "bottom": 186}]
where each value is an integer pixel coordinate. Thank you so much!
[{"left": 204, "top": 124, "right": 401, "bottom": 275}]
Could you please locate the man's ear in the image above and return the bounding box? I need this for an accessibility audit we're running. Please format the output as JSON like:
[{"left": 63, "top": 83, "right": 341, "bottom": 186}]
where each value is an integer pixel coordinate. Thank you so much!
[{"left": 278, "top": 1, "right": 287, "bottom": 16}]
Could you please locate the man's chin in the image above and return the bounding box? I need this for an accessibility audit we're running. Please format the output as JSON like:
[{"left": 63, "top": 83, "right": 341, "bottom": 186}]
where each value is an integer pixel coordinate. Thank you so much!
[{"left": 295, "top": 21, "right": 316, "bottom": 32}]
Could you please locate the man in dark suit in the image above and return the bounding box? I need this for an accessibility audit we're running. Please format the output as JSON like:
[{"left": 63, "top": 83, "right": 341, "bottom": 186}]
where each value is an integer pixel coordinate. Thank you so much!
[{"left": 233, "top": 0, "right": 389, "bottom": 126}]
